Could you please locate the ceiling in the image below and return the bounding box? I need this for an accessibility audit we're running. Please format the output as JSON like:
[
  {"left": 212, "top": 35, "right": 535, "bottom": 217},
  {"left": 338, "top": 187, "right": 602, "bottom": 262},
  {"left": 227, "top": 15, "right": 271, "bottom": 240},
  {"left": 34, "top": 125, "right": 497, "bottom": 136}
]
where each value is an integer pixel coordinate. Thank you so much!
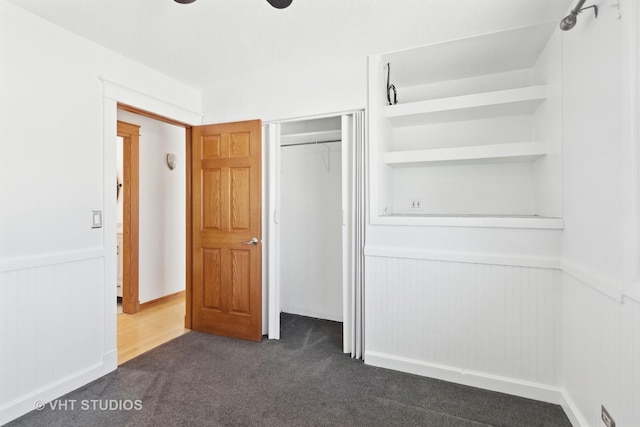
[{"left": 7, "top": 0, "right": 573, "bottom": 92}]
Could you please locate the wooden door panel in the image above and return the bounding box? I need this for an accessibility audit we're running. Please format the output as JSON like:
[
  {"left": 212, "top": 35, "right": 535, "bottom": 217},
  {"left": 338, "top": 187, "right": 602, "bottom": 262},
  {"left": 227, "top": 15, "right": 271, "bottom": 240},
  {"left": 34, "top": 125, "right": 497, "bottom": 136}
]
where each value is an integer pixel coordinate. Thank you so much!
[
  {"left": 202, "top": 169, "right": 222, "bottom": 230},
  {"left": 229, "top": 132, "right": 251, "bottom": 158},
  {"left": 231, "top": 167, "right": 251, "bottom": 230},
  {"left": 230, "top": 249, "right": 251, "bottom": 314},
  {"left": 191, "top": 119, "right": 262, "bottom": 341},
  {"left": 202, "top": 134, "right": 222, "bottom": 159},
  {"left": 202, "top": 248, "right": 222, "bottom": 310}
]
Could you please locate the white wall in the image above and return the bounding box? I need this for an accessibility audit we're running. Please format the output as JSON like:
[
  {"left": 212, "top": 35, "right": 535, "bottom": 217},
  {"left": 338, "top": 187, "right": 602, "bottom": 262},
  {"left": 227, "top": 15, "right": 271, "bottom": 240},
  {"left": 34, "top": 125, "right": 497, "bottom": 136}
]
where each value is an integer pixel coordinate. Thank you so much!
[
  {"left": 0, "top": 1, "right": 200, "bottom": 424},
  {"left": 365, "top": 4, "right": 640, "bottom": 427},
  {"left": 562, "top": 275, "right": 640, "bottom": 427},
  {"left": 199, "top": 2, "right": 574, "bottom": 124},
  {"left": 117, "top": 110, "right": 186, "bottom": 303},
  {"left": 559, "top": 1, "right": 640, "bottom": 425},
  {"left": 280, "top": 143, "right": 343, "bottom": 321},
  {"left": 562, "top": 3, "right": 625, "bottom": 285},
  {"left": 2, "top": 0, "right": 638, "bottom": 425}
]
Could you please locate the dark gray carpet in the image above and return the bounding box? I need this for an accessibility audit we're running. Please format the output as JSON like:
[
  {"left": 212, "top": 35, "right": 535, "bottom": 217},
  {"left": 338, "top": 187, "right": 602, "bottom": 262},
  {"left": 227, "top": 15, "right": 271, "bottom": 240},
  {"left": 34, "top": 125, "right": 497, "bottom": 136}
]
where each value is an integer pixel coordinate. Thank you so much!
[{"left": 8, "top": 313, "right": 571, "bottom": 426}]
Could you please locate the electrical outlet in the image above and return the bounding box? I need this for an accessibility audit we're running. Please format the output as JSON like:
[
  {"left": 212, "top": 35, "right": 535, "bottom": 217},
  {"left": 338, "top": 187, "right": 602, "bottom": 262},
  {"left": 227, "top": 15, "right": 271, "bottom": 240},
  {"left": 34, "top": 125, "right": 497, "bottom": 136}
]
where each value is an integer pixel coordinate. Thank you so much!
[
  {"left": 601, "top": 405, "right": 615, "bottom": 427},
  {"left": 410, "top": 200, "right": 422, "bottom": 210}
]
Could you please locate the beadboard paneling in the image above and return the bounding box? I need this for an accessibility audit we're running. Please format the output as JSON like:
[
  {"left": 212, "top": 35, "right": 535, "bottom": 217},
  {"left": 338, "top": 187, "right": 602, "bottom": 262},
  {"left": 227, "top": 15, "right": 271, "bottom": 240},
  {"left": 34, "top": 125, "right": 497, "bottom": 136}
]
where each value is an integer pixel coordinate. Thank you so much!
[
  {"left": 562, "top": 273, "right": 640, "bottom": 427},
  {"left": 0, "top": 256, "right": 111, "bottom": 424},
  {"left": 365, "top": 255, "right": 561, "bottom": 402}
]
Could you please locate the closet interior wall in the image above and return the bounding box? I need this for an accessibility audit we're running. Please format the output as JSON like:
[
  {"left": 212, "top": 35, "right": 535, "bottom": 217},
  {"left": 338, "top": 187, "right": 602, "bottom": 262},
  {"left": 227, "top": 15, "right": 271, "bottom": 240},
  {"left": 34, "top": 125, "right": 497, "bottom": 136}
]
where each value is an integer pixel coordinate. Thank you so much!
[{"left": 279, "top": 117, "right": 343, "bottom": 322}]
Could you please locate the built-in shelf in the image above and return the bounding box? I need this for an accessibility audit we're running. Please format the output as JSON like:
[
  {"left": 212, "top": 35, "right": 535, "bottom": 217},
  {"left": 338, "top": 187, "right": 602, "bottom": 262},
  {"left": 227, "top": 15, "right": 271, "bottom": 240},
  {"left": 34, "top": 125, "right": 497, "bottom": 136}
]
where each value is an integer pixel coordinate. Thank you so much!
[
  {"left": 280, "top": 130, "right": 341, "bottom": 146},
  {"left": 369, "top": 24, "right": 562, "bottom": 225},
  {"left": 373, "top": 214, "right": 564, "bottom": 229},
  {"left": 384, "top": 85, "right": 547, "bottom": 126},
  {"left": 384, "top": 141, "right": 546, "bottom": 167}
]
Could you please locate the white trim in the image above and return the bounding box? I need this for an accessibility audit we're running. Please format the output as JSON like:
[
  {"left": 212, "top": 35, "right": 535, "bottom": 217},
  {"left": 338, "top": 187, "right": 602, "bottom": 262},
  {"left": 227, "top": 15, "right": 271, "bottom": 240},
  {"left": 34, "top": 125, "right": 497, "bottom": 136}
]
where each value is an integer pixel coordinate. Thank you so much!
[
  {"left": 262, "top": 109, "right": 365, "bottom": 126},
  {"left": 620, "top": 0, "right": 640, "bottom": 293},
  {"left": 99, "top": 77, "right": 203, "bottom": 126},
  {"left": 384, "top": 141, "right": 546, "bottom": 168},
  {"left": 0, "top": 248, "right": 105, "bottom": 273},
  {"left": 383, "top": 85, "right": 546, "bottom": 126},
  {"left": 266, "top": 111, "right": 366, "bottom": 349},
  {"left": 370, "top": 215, "right": 565, "bottom": 229},
  {"left": 261, "top": 127, "right": 268, "bottom": 336},
  {"left": 632, "top": 0, "right": 640, "bottom": 296},
  {"left": 365, "top": 246, "right": 561, "bottom": 270},
  {"left": 365, "top": 246, "right": 635, "bottom": 304},
  {"left": 102, "top": 97, "right": 119, "bottom": 378},
  {"left": 266, "top": 123, "right": 281, "bottom": 340},
  {"left": 623, "top": 282, "right": 640, "bottom": 304},
  {"left": 101, "top": 349, "right": 118, "bottom": 370},
  {"left": 0, "top": 357, "right": 114, "bottom": 426},
  {"left": 559, "top": 389, "right": 589, "bottom": 427},
  {"left": 561, "top": 259, "right": 624, "bottom": 302},
  {"left": 281, "top": 308, "right": 342, "bottom": 323},
  {"left": 364, "top": 351, "right": 563, "bottom": 405},
  {"left": 342, "top": 114, "right": 354, "bottom": 353}
]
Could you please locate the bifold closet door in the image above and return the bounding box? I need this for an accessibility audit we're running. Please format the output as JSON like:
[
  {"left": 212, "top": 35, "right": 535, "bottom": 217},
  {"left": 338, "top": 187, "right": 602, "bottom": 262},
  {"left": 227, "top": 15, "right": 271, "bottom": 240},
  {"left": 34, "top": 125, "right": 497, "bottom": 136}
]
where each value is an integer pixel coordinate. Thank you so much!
[
  {"left": 342, "top": 111, "right": 365, "bottom": 359},
  {"left": 266, "top": 112, "right": 366, "bottom": 359}
]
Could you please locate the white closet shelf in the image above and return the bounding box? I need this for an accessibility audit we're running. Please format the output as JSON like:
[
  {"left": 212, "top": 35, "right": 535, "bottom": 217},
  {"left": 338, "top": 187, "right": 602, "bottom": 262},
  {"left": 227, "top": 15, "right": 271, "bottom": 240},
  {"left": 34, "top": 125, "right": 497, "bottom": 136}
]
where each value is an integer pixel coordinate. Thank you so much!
[
  {"left": 372, "top": 214, "right": 564, "bottom": 229},
  {"left": 384, "top": 85, "right": 547, "bottom": 126},
  {"left": 280, "top": 130, "right": 341, "bottom": 146},
  {"left": 384, "top": 141, "right": 546, "bottom": 167}
]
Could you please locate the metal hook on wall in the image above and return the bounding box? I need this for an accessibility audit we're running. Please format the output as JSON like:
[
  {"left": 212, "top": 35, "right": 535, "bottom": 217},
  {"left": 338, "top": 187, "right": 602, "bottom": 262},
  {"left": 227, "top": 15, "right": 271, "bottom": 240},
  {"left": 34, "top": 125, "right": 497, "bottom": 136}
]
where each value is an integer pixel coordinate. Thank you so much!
[{"left": 386, "top": 63, "right": 398, "bottom": 106}]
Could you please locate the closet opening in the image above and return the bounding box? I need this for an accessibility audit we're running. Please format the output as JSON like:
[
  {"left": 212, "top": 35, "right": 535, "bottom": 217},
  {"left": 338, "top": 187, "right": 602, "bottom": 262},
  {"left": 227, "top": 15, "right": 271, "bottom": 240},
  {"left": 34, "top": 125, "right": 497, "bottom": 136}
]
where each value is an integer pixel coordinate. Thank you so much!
[
  {"left": 280, "top": 117, "right": 343, "bottom": 325},
  {"left": 265, "top": 111, "right": 365, "bottom": 359}
]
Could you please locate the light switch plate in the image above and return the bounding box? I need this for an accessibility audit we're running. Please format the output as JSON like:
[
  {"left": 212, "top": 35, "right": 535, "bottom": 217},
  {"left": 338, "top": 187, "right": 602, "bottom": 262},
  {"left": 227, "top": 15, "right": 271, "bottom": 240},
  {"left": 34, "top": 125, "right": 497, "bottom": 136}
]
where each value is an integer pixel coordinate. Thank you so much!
[{"left": 91, "top": 211, "right": 102, "bottom": 228}]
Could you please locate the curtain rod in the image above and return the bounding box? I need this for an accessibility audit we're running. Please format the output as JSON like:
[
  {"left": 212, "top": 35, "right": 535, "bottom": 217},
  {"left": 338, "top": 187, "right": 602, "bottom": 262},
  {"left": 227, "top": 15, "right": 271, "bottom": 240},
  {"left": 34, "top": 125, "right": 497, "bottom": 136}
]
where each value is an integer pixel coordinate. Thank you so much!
[{"left": 280, "top": 139, "right": 341, "bottom": 148}]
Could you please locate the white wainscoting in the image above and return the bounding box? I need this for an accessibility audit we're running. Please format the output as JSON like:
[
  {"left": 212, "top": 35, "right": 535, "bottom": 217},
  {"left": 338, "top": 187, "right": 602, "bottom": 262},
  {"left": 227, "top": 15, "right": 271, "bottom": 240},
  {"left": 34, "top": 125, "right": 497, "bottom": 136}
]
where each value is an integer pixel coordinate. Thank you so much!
[
  {"left": 364, "top": 252, "right": 563, "bottom": 404},
  {"left": 0, "top": 251, "right": 114, "bottom": 425},
  {"left": 562, "top": 273, "right": 640, "bottom": 427}
]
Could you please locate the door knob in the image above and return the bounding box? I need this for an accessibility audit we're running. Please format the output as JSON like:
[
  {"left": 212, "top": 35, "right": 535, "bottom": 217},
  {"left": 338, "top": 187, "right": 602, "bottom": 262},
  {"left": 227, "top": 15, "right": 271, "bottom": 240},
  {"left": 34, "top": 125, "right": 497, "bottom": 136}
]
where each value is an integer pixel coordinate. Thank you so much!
[{"left": 242, "top": 237, "right": 260, "bottom": 245}]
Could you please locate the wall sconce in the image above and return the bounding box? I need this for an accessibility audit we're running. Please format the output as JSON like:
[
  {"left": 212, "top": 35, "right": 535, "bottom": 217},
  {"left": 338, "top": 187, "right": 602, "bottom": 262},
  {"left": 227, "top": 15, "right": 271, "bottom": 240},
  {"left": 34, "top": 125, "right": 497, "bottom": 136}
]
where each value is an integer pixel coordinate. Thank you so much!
[{"left": 167, "top": 154, "right": 177, "bottom": 171}]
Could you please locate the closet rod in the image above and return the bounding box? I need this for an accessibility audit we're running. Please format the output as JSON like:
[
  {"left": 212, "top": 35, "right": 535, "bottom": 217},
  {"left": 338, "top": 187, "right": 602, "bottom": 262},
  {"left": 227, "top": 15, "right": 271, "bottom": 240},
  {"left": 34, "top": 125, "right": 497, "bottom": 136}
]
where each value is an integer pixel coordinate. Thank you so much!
[{"left": 280, "top": 139, "right": 341, "bottom": 148}]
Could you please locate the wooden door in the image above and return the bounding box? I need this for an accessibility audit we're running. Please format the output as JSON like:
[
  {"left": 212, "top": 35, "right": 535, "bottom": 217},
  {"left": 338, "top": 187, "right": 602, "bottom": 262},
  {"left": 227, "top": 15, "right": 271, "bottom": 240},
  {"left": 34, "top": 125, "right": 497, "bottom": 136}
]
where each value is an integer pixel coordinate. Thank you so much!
[
  {"left": 191, "top": 120, "right": 262, "bottom": 341},
  {"left": 117, "top": 121, "right": 140, "bottom": 314}
]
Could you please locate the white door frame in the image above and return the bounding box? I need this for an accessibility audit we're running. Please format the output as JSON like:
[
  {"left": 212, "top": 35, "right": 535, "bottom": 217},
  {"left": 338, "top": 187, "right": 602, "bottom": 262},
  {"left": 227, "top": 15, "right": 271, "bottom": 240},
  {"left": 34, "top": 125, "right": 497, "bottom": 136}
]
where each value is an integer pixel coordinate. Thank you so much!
[
  {"left": 100, "top": 78, "right": 203, "bottom": 370},
  {"left": 265, "top": 110, "right": 365, "bottom": 357}
]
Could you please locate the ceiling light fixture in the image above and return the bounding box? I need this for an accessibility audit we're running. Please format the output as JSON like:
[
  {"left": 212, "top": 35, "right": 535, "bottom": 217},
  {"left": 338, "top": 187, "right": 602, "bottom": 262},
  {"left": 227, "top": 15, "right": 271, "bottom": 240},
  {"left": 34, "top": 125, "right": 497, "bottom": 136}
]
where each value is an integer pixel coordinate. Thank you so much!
[
  {"left": 559, "top": 0, "right": 598, "bottom": 31},
  {"left": 266, "top": 0, "right": 293, "bottom": 8},
  {"left": 173, "top": 0, "right": 293, "bottom": 8}
]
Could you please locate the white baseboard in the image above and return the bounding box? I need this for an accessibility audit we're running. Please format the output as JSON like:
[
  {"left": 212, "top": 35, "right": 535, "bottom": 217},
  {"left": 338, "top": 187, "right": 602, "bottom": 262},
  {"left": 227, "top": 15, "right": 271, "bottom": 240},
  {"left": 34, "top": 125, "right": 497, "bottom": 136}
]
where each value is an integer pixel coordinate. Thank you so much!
[
  {"left": 0, "top": 353, "right": 117, "bottom": 426},
  {"left": 281, "top": 308, "right": 343, "bottom": 323},
  {"left": 365, "top": 351, "right": 588, "bottom": 426},
  {"left": 559, "top": 389, "right": 589, "bottom": 427},
  {"left": 365, "top": 350, "right": 562, "bottom": 404},
  {"left": 102, "top": 349, "right": 118, "bottom": 371}
]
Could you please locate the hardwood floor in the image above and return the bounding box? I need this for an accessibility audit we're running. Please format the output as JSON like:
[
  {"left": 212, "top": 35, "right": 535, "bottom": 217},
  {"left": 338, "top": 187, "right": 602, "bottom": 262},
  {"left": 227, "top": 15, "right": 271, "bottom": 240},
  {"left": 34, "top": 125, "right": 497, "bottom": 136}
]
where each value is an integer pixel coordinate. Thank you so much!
[{"left": 117, "top": 292, "right": 189, "bottom": 365}]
